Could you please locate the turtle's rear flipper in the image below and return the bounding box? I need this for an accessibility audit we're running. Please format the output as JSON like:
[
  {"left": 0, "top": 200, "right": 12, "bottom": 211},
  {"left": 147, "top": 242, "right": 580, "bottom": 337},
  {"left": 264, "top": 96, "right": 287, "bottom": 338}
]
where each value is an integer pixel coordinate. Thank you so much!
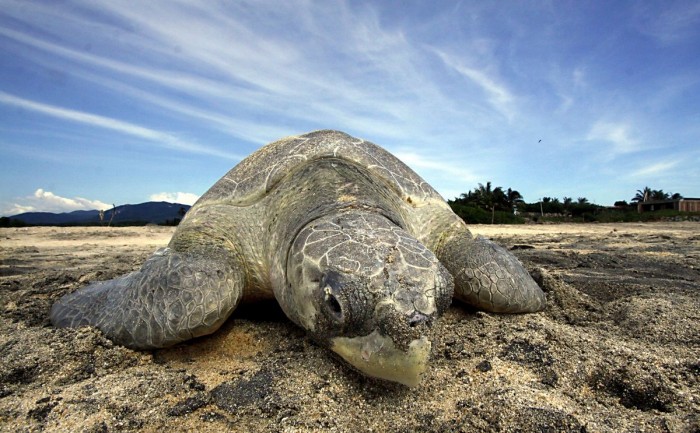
[
  {"left": 439, "top": 233, "right": 546, "bottom": 313},
  {"left": 51, "top": 247, "right": 244, "bottom": 349}
]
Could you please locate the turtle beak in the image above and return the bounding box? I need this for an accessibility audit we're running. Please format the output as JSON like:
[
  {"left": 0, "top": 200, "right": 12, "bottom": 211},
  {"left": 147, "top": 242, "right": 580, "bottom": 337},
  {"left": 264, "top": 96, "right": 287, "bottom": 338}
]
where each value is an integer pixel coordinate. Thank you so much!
[
  {"left": 330, "top": 330, "right": 431, "bottom": 387},
  {"left": 330, "top": 297, "right": 435, "bottom": 387}
]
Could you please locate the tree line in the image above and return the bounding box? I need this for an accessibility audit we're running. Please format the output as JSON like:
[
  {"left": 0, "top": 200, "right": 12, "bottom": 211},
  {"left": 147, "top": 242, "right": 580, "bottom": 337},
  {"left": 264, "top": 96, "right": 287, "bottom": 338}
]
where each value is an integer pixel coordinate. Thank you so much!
[
  {"left": 617, "top": 186, "right": 683, "bottom": 208},
  {"left": 448, "top": 183, "right": 685, "bottom": 224}
]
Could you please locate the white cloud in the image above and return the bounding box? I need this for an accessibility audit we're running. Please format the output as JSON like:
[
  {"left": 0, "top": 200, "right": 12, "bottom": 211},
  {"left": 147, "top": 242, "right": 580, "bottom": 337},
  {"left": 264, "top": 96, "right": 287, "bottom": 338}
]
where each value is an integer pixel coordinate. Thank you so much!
[
  {"left": 634, "top": 3, "right": 700, "bottom": 44},
  {"left": 2, "top": 0, "right": 695, "bottom": 209},
  {"left": 0, "top": 91, "right": 241, "bottom": 160},
  {"left": 586, "top": 121, "right": 640, "bottom": 156},
  {"left": 3, "top": 189, "right": 111, "bottom": 215},
  {"left": 572, "top": 67, "right": 586, "bottom": 88},
  {"left": 0, "top": 2, "right": 482, "bottom": 145},
  {"left": 627, "top": 160, "right": 680, "bottom": 179},
  {"left": 149, "top": 192, "right": 200, "bottom": 205},
  {"left": 0, "top": 27, "right": 291, "bottom": 145},
  {"left": 3, "top": 203, "right": 35, "bottom": 216},
  {"left": 431, "top": 48, "right": 516, "bottom": 120},
  {"left": 392, "top": 151, "right": 480, "bottom": 200},
  {"left": 394, "top": 152, "right": 478, "bottom": 184}
]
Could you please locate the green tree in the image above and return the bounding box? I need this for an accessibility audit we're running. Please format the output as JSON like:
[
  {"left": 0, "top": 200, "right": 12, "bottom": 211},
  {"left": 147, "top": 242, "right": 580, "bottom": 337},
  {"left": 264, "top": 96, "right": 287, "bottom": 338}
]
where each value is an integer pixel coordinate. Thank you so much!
[
  {"left": 650, "top": 189, "right": 670, "bottom": 201},
  {"left": 632, "top": 187, "right": 682, "bottom": 203},
  {"left": 475, "top": 182, "right": 506, "bottom": 224},
  {"left": 505, "top": 188, "right": 524, "bottom": 211},
  {"left": 562, "top": 197, "right": 573, "bottom": 215},
  {"left": 632, "top": 186, "right": 652, "bottom": 203},
  {"left": 455, "top": 190, "right": 479, "bottom": 206},
  {"left": 539, "top": 196, "right": 563, "bottom": 214}
]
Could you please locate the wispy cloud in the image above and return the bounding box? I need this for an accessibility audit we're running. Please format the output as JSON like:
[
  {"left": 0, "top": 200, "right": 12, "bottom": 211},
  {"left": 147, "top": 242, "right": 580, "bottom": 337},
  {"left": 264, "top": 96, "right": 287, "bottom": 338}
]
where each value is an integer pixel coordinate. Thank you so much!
[
  {"left": 0, "top": 91, "right": 241, "bottom": 160},
  {"left": 634, "top": 3, "right": 700, "bottom": 44},
  {"left": 0, "top": 1, "right": 697, "bottom": 210},
  {"left": 0, "top": 2, "right": 476, "bottom": 145},
  {"left": 627, "top": 160, "right": 680, "bottom": 179},
  {"left": 586, "top": 121, "right": 641, "bottom": 156},
  {"left": 394, "top": 151, "right": 478, "bottom": 185},
  {"left": 431, "top": 48, "right": 516, "bottom": 120},
  {"left": 393, "top": 150, "right": 480, "bottom": 200},
  {"left": 3, "top": 189, "right": 111, "bottom": 215},
  {"left": 0, "top": 26, "right": 293, "bottom": 145},
  {"left": 572, "top": 67, "right": 587, "bottom": 88}
]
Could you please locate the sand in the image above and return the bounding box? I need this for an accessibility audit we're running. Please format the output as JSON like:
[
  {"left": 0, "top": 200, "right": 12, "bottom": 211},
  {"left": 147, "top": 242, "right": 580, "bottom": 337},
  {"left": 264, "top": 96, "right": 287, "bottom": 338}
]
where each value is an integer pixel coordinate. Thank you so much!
[{"left": 1, "top": 223, "right": 698, "bottom": 432}]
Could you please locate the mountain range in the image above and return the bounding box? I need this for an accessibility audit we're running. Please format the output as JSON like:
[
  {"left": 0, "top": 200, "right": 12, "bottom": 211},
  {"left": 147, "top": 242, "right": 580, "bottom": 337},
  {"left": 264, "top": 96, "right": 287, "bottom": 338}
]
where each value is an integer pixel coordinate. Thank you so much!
[{"left": 6, "top": 202, "right": 191, "bottom": 226}]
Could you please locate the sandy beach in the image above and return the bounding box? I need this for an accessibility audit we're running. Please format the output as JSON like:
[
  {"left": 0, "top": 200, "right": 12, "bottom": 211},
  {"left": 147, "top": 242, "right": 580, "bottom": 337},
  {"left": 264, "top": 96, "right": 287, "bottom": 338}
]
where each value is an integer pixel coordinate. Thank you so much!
[{"left": 1, "top": 222, "right": 698, "bottom": 432}]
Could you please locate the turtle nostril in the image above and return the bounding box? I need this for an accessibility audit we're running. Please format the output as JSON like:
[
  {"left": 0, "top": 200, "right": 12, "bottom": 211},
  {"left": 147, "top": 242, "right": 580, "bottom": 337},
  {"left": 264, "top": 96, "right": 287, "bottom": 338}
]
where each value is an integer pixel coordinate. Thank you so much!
[
  {"left": 408, "top": 312, "right": 430, "bottom": 328},
  {"left": 319, "top": 271, "right": 347, "bottom": 324},
  {"left": 324, "top": 292, "right": 343, "bottom": 321},
  {"left": 327, "top": 294, "right": 341, "bottom": 314}
]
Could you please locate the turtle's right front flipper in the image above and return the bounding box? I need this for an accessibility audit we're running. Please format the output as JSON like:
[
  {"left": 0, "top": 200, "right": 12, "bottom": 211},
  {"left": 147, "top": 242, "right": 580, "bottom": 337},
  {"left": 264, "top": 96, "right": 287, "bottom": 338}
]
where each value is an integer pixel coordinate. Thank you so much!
[
  {"left": 436, "top": 227, "right": 546, "bottom": 313},
  {"left": 50, "top": 246, "right": 244, "bottom": 349}
]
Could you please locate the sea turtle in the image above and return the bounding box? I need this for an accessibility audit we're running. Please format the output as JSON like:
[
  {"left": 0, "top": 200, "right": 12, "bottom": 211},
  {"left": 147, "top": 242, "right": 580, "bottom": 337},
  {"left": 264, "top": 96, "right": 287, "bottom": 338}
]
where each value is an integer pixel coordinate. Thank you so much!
[{"left": 51, "top": 130, "right": 545, "bottom": 386}]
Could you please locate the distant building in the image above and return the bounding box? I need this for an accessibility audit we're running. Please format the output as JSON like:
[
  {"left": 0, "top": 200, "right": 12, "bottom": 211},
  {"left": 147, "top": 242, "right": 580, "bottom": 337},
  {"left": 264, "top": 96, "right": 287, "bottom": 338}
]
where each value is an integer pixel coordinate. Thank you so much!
[{"left": 637, "top": 198, "right": 700, "bottom": 213}]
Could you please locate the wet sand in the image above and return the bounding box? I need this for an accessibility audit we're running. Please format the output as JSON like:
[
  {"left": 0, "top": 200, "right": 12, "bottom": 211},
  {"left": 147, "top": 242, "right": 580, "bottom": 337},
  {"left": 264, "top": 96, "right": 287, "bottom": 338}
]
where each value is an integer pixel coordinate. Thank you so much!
[{"left": 1, "top": 223, "right": 698, "bottom": 432}]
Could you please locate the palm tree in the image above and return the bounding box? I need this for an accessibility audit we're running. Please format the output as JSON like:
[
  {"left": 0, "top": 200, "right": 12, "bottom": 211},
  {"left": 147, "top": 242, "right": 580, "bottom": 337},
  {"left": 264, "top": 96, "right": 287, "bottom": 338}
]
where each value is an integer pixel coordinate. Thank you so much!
[
  {"left": 475, "top": 182, "right": 505, "bottom": 224},
  {"left": 562, "top": 197, "right": 573, "bottom": 214},
  {"left": 632, "top": 187, "right": 652, "bottom": 203},
  {"left": 505, "top": 188, "right": 524, "bottom": 211},
  {"left": 650, "top": 189, "right": 670, "bottom": 201},
  {"left": 456, "top": 190, "right": 478, "bottom": 206}
]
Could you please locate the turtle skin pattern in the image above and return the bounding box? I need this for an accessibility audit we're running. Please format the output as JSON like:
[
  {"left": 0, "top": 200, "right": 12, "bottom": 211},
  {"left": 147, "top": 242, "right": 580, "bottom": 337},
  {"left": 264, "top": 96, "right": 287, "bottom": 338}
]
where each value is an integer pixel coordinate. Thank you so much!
[{"left": 51, "top": 246, "right": 243, "bottom": 349}]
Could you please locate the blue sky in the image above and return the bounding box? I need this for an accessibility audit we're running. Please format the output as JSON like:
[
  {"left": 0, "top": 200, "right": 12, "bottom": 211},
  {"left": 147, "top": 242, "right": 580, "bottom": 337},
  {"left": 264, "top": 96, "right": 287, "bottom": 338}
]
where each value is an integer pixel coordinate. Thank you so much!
[{"left": 1, "top": 1, "right": 699, "bottom": 216}]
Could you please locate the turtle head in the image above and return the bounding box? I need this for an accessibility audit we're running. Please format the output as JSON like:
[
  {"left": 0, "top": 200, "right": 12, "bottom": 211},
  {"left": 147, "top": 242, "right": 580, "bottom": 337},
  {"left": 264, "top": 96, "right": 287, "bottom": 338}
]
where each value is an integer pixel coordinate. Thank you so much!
[{"left": 281, "top": 211, "right": 454, "bottom": 386}]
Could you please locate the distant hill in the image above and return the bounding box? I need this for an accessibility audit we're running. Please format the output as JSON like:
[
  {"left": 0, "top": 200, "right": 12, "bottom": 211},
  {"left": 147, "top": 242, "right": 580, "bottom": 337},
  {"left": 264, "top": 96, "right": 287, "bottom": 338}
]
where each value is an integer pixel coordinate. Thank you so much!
[{"left": 6, "top": 202, "right": 191, "bottom": 226}]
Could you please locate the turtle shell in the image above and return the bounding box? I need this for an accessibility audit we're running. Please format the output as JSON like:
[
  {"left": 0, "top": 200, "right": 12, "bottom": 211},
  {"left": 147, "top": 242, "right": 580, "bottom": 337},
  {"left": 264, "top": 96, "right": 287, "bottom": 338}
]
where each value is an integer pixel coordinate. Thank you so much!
[{"left": 198, "top": 130, "right": 444, "bottom": 207}]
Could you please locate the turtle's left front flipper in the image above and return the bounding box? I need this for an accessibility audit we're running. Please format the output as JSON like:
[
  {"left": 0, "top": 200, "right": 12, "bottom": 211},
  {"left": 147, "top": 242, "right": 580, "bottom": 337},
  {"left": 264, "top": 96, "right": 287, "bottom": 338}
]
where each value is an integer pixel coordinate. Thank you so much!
[{"left": 51, "top": 246, "right": 244, "bottom": 349}]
